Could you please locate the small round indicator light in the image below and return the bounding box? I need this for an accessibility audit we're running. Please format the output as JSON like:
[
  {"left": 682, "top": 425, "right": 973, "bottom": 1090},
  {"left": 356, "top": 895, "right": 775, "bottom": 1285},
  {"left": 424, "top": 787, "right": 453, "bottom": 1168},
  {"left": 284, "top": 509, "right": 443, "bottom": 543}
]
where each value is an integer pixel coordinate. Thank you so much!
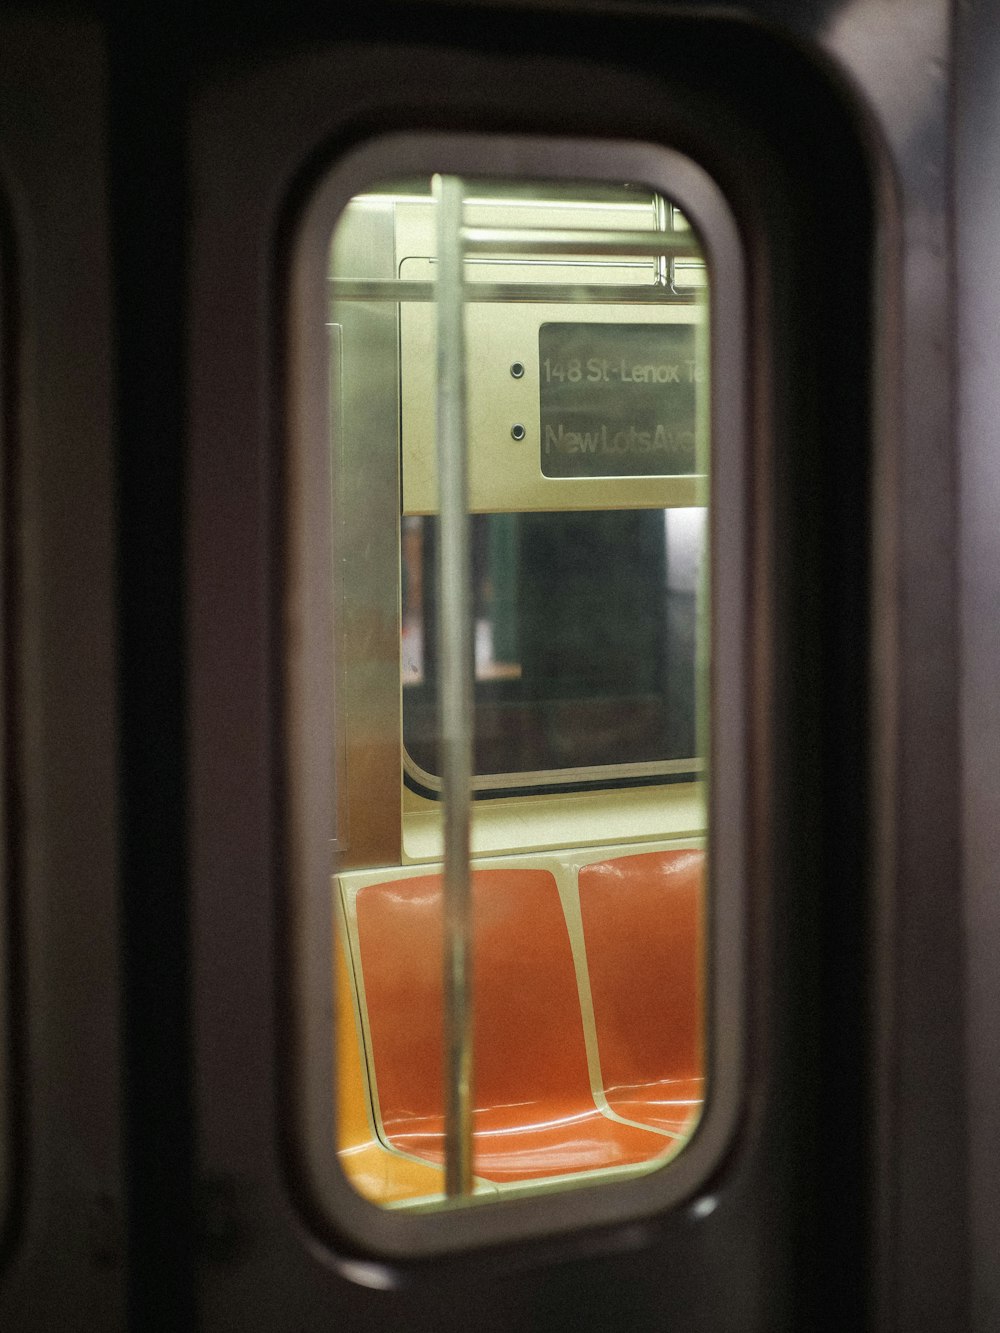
[
  {"left": 510, "top": 423, "right": 526, "bottom": 441},
  {"left": 510, "top": 362, "right": 525, "bottom": 379}
]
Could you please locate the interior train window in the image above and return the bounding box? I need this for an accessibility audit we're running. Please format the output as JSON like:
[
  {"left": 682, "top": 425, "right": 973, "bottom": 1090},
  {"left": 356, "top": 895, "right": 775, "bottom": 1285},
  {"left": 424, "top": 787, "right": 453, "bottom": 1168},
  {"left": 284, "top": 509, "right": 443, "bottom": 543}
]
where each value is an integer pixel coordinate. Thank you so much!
[{"left": 288, "top": 136, "right": 747, "bottom": 1255}]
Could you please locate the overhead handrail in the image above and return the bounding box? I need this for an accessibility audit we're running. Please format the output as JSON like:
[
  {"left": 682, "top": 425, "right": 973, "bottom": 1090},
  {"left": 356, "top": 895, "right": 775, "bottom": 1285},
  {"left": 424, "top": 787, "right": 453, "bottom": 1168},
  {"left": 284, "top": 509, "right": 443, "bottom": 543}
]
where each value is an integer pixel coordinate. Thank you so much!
[
  {"left": 327, "top": 280, "right": 700, "bottom": 305},
  {"left": 460, "top": 226, "right": 701, "bottom": 257}
]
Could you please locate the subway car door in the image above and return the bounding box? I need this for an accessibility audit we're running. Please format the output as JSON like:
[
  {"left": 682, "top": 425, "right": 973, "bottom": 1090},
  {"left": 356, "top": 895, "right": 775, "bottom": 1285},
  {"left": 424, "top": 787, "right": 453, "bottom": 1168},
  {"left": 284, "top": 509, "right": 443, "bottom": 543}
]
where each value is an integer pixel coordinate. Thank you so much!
[
  {"left": 179, "top": 3, "right": 969, "bottom": 1331},
  {"left": 0, "top": 13, "right": 125, "bottom": 1331}
]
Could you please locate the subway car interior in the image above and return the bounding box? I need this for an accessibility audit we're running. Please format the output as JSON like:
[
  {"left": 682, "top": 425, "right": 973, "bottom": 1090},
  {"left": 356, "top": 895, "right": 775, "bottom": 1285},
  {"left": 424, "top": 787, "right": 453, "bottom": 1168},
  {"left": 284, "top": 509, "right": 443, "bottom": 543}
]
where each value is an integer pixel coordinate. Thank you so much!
[{"left": 1, "top": 1, "right": 999, "bottom": 1330}]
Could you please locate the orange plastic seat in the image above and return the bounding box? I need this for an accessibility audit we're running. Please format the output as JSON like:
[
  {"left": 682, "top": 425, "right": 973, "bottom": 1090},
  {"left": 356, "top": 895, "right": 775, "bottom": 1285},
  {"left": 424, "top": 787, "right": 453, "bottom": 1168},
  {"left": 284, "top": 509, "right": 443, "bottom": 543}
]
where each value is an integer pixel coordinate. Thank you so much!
[
  {"left": 578, "top": 849, "right": 705, "bottom": 1140},
  {"left": 355, "top": 868, "right": 668, "bottom": 1183},
  {"left": 334, "top": 930, "right": 446, "bottom": 1204}
]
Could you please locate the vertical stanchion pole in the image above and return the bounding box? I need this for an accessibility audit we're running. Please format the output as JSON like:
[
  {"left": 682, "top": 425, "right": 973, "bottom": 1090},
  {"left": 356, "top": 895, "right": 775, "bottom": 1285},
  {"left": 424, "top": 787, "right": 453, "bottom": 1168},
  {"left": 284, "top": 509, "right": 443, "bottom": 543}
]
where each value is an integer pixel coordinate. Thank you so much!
[{"left": 434, "top": 173, "right": 474, "bottom": 1199}]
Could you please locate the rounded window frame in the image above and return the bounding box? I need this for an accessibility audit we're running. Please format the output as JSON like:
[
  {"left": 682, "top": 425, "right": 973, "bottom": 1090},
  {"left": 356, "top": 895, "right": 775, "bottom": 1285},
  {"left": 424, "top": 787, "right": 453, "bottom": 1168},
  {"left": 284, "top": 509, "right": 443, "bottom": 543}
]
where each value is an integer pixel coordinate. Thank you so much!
[{"left": 285, "top": 131, "right": 748, "bottom": 1259}]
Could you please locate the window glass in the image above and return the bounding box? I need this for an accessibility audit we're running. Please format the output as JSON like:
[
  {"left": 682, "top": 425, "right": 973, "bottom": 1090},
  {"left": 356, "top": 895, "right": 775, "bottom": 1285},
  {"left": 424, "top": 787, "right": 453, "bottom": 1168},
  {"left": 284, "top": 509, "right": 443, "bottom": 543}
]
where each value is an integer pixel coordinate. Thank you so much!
[
  {"left": 402, "top": 507, "right": 705, "bottom": 791},
  {"left": 324, "top": 171, "right": 712, "bottom": 1214}
]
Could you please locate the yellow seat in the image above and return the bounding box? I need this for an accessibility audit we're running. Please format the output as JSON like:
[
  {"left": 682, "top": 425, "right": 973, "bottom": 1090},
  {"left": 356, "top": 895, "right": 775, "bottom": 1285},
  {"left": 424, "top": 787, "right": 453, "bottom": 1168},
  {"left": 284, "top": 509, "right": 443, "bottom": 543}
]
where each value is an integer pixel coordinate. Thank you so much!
[{"left": 335, "top": 932, "right": 445, "bottom": 1205}]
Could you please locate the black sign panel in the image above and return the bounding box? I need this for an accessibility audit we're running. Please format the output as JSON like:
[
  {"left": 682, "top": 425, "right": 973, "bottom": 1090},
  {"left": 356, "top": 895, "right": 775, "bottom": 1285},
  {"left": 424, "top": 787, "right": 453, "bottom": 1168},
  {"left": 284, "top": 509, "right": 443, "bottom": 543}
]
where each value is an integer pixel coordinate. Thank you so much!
[{"left": 538, "top": 322, "right": 699, "bottom": 478}]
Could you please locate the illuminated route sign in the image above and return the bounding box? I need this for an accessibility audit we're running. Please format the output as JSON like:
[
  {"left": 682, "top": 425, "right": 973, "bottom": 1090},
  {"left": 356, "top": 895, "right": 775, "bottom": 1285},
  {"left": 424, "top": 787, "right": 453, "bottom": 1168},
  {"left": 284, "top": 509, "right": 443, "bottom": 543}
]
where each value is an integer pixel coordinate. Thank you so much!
[{"left": 538, "top": 322, "right": 699, "bottom": 479}]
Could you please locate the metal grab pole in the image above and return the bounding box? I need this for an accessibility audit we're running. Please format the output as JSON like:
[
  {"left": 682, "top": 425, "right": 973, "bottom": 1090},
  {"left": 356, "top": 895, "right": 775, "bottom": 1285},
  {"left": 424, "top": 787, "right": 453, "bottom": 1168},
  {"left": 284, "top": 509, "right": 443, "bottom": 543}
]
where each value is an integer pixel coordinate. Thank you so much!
[{"left": 434, "top": 174, "right": 475, "bottom": 1199}]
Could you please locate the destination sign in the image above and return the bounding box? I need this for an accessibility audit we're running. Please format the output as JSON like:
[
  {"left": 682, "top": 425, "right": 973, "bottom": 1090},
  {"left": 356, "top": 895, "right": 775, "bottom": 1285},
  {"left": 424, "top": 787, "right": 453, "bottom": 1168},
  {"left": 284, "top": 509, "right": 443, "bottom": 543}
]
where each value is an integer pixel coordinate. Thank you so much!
[{"left": 538, "top": 322, "right": 699, "bottom": 479}]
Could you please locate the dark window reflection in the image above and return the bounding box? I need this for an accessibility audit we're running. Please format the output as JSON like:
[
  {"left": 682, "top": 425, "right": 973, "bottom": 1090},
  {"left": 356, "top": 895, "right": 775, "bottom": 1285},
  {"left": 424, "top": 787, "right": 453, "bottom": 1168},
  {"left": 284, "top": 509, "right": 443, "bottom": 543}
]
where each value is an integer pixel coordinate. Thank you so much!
[{"left": 402, "top": 509, "right": 704, "bottom": 788}]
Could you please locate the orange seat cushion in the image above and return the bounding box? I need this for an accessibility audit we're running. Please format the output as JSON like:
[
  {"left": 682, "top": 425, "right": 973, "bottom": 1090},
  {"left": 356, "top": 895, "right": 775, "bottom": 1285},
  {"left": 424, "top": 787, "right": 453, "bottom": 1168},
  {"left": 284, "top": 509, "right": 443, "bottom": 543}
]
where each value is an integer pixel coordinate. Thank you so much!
[
  {"left": 578, "top": 849, "right": 705, "bottom": 1138},
  {"left": 356, "top": 868, "right": 669, "bottom": 1181}
]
